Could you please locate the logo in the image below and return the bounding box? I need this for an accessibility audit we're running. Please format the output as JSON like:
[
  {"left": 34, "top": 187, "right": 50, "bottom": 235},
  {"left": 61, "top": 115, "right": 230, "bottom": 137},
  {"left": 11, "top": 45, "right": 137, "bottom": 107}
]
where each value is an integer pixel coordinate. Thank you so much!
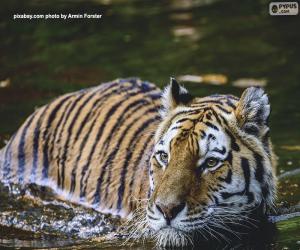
[
  {"left": 269, "top": 2, "right": 299, "bottom": 15},
  {"left": 271, "top": 4, "right": 278, "bottom": 13}
]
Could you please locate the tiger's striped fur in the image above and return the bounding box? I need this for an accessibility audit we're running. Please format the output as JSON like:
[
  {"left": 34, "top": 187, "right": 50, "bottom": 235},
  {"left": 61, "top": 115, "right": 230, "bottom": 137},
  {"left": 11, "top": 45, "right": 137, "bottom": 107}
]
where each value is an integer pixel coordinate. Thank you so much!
[
  {"left": 0, "top": 78, "right": 161, "bottom": 216},
  {"left": 0, "top": 78, "right": 277, "bottom": 247},
  {"left": 146, "top": 79, "right": 276, "bottom": 247}
]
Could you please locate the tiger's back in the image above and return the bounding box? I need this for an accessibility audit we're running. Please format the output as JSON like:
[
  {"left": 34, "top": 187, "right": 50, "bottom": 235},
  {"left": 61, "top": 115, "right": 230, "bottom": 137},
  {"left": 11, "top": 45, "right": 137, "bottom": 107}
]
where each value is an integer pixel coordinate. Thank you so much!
[{"left": 0, "top": 78, "right": 161, "bottom": 216}]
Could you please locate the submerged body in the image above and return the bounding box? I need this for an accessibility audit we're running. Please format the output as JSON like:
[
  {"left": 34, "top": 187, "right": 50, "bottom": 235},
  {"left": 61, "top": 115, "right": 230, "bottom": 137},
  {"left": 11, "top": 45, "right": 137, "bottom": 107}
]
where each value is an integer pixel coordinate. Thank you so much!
[{"left": 0, "top": 78, "right": 277, "bottom": 247}]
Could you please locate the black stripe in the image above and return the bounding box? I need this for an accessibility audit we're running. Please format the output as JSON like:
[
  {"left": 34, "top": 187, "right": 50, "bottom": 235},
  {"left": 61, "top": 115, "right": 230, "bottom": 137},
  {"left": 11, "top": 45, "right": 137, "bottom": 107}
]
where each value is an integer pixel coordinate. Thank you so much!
[
  {"left": 244, "top": 124, "right": 259, "bottom": 136},
  {"left": 17, "top": 114, "right": 36, "bottom": 183},
  {"left": 101, "top": 96, "right": 160, "bottom": 155},
  {"left": 262, "top": 130, "right": 270, "bottom": 155},
  {"left": 68, "top": 84, "right": 127, "bottom": 194},
  {"left": 226, "top": 98, "right": 236, "bottom": 109},
  {"left": 241, "top": 157, "right": 254, "bottom": 203},
  {"left": 31, "top": 105, "right": 52, "bottom": 182},
  {"left": 176, "top": 118, "right": 194, "bottom": 123},
  {"left": 193, "top": 100, "right": 223, "bottom": 105},
  {"left": 148, "top": 205, "right": 155, "bottom": 214},
  {"left": 212, "top": 146, "right": 226, "bottom": 155},
  {"left": 205, "top": 112, "right": 212, "bottom": 120},
  {"left": 76, "top": 93, "right": 146, "bottom": 197},
  {"left": 254, "top": 153, "right": 264, "bottom": 183},
  {"left": 171, "top": 126, "right": 182, "bottom": 130},
  {"left": 168, "top": 109, "right": 202, "bottom": 125},
  {"left": 261, "top": 185, "right": 269, "bottom": 200},
  {"left": 205, "top": 121, "right": 219, "bottom": 131},
  {"left": 91, "top": 109, "right": 159, "bottom": 205},
  {"left": 59, "top": 91, "right": 97, "bottom": 188},
  {"left": 225, "top": 128, "right": 240, "bottom": 152},
  {"left": 128, "top": 143, "right": 153, "bottom": 211},
  {"left": 227, "top": 95, "right": 239, "bottom": 101},
  {"left": 70, "top": 117, "right": 98, "bottom": 194},
  {"left": 78, "top": 88, "right": 149, "bottom": 198},
  {"left": 215, "top": 104, "right": 231, "bottom": 114},
  {"left": 57, "top": 92, "right": 87, "bottom": 188},
  {"left": 116, "top": 130, "right": 155, "bottom": 210},
  {"left": 220, "top": 157, "right": 254, "bottom": 203},
  {"left": 218, "top": 169, "right": 232, "bottom": 184},
  {"left": 80, "top": 97, "right": 159, "bottom": 200},
  {"left": 212, "top": 194, "right": 219, "bottom": 205},
  {"left": 46, "top": 101, "right": 73, "bottom": 169},
  {"left": 225, "top": 150, "right": 233, "bottom": 164},
  {"left": 210, "top": 108, "right": 222, "bottom": 125},
  {"left": 93, "top": 113, "right": 159, "bottom": 206},
  {"left": 31, "top": 95, "right": 74, "bottom": 182},
  {"left": 221, "top": 192, "right": 234, "bottom": 199},
  {"left": 73, "top": 82, "right": 121, "bottom": 142},
  {"left": 148, "top": 215, "right": 159, "bottom": 221},
  {"left": 38, "top": 94, "right": 74, "bottom": 181},
  {"left": 219, "top": 114, "right": 229, "bottom": 127},
  {"left": 199, "top": 130, "right": 206, "bottom": 139},
  {"left": 207, "top": 134, "right": 216, "bottom": 141}
]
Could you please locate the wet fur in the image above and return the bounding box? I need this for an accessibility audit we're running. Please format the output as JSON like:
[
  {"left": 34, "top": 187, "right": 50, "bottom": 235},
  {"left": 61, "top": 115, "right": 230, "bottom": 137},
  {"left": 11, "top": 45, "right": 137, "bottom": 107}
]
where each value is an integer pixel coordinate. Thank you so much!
[{"left": 0, "top": 78, "right": 277, "bottom": 247}]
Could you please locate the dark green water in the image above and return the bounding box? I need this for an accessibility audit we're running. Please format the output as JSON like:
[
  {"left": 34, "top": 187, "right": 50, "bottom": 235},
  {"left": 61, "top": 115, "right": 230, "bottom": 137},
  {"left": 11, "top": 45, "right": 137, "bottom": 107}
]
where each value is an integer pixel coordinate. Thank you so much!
[{"left": 0, "top": 0, "right": 299, "bottom": 249}]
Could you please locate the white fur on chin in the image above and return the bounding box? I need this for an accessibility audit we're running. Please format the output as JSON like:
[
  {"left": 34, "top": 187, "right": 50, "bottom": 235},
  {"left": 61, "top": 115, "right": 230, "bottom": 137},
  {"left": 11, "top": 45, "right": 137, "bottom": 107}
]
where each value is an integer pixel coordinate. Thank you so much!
[{"left": 154, "top": 227, "right": 193, "bottom": 248}]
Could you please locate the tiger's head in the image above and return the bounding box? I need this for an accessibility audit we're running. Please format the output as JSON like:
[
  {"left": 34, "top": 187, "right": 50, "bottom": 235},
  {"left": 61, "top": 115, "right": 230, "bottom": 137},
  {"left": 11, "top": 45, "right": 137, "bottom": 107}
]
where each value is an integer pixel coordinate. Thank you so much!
[{"left": 146, "top": 78, "right": 277, "bottom": 247}]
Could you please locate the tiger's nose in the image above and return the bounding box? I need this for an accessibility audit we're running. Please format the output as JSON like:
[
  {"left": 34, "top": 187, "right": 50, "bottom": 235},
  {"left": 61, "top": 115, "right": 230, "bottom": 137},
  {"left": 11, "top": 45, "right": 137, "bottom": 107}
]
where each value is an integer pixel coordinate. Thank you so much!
[{"left": 155, "top": 201, "right": 185, "bottom": 225}]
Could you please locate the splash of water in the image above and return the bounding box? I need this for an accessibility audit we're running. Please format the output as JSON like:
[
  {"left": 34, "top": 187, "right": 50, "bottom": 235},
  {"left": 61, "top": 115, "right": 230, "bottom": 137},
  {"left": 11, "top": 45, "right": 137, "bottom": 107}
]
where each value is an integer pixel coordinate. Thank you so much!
[{"left": 0, "top": 182, "right": 121, "bottom": 240}]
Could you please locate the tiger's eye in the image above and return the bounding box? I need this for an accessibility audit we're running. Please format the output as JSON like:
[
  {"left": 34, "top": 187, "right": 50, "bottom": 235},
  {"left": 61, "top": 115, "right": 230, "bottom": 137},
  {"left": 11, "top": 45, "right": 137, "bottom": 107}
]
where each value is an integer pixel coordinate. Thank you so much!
[
  {"left": 206, "top": 158, "right": 218, "bottom": 168},
  {"left": 159, "top": 152, "right": 168, "bottom": 164}
]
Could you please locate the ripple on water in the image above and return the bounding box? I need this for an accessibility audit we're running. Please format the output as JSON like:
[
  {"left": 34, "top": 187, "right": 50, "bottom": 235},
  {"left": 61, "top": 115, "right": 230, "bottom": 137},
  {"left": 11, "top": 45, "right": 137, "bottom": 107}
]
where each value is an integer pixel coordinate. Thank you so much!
[{"left": 0, "top": 182, "right": 122, "bottom": 248}]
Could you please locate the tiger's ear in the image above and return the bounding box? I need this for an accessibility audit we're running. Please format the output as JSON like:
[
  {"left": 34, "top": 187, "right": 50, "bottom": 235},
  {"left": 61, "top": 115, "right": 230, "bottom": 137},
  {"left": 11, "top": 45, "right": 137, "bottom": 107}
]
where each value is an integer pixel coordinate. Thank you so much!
[
  {"left": 160, "top": 78, "right": 193, "bottom": 117},
  {"left": 235, "top": 87, "right": 270, "bottom": 136}
]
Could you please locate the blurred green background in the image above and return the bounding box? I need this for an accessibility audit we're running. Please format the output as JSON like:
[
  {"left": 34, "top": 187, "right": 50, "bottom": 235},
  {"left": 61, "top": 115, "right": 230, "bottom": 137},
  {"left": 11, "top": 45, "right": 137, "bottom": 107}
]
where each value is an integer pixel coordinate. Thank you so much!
[{"left": 0, "top": 0, "right": 299, "bottom": 249}]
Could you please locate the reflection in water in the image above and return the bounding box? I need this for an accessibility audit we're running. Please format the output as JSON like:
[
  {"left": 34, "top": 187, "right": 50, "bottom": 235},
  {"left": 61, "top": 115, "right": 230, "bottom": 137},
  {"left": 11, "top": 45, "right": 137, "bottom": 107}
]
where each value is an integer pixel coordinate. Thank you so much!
[
  {"left": 232, "top": 78, "right": 267, "bottom": 88},
  {"left": 172, "top": 26, "right": 200, "bottom": 41},
  {"left": 170, "top": 0, "right": 222, "bottom": 10},
  {"left": 0, "top": 78, "right": 11, "bottom": 88},
  {"left": 169, "top": 1, "right": 202, "bottom": 41},
  {"left": 0, "top": 237, "right": 78, "bottom": 249},
  {"left": 178, "top": 74, "right": 228, "bottom": 84}
]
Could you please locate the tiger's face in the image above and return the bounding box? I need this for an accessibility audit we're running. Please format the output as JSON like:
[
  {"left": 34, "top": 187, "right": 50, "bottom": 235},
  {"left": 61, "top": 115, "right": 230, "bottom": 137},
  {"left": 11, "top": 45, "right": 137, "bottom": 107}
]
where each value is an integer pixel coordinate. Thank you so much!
[{"left": 146, "top": 79, "right": 276, "bottom": 247}]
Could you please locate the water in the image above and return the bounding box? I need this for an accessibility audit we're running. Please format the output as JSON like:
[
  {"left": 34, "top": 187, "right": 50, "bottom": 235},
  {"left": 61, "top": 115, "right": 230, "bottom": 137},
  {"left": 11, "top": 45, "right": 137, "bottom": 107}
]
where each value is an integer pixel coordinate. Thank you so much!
[{"left": 0, "top": 0, "right": 299, "bottom": 249}]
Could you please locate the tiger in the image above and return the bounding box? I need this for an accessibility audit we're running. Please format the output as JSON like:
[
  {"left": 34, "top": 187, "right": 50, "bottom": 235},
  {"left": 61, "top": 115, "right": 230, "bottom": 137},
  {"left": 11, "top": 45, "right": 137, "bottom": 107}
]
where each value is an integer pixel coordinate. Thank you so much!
[{"left": 0, "top": 77, "right": 277, "bottom": 247}]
